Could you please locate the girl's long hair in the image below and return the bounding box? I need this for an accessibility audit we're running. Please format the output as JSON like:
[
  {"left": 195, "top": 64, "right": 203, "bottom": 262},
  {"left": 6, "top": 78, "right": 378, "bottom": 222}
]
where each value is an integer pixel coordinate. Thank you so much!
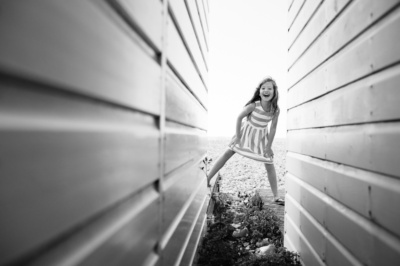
[{"left": 245, "top": 76, "right": 279, "bottom": 114}]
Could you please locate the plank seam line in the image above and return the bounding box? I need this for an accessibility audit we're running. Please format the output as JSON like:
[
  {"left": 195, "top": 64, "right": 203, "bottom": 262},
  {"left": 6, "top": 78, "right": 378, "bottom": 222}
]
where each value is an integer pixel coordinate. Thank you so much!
[
  {"left": 286, "top": 151, "right": 400, "bottom": 189},
  {"left": 288, "top": 0, "right": 295, "bottom": 12},
  {"left": 285, "top": 193, "right": 364, "bottom": 266},
  {"left": 287, "top": 0, "right": 325, "bottom": 52},
  {"left": 165, "top": 117, "right": 207, "bottom": 131},
  {"left": 287, "top": 0, "right": 353, "bottom": 71},
  {"left": 284, "top": 211, "right": 325, "bottom": 266},
  {"left": 159, "top": 177, "right": 206, "bottom": 249},
  {"left": 164, "top": 154, "right": 207, "bottom": 190},
  {"left": 8, "top": 184, "right": 159, "bottom": 266},
  {"left": 200, "top": 0, "right": 209, "bottom": 33},
  {"left": 192, "top": 0, "right": 209, "bottom": 51},
  {"left": 188, "top": 214, "right": 207, "bottom": 265},
  {"left": 173, "top": 195, "right": 207, "bottom": 266},
  {"left": 286, "top": 117, "right": 400, "bottom": 131},
  {"left": 0, "top": 70, "right": 160, "bottom": 118},
  {"left": 167, "top": 62, "right": 208, "bottom": 110},
  {"left": 168, "top": 4, "right": 209, "bottom": 91},
  {"left": 287, "top": 1, "right": 400, "bottom": 90},
  {"left": 287, "top": 173, "right": 400, "bottom": 249},
  {"left": 105, "top": 0, "right": 161, "bottom": 55},
  {"left": 184, "top": 1, "right": 209, "bottom": 68},
  {"left": 286, "top": 150, "right": 400, "bottom": 180},
  {"left": 287, "top": 60, "right": 400, "bottom": 110},
  {"left": 288, "top": 0, "right": 306, "bottom": 32},
  {"left": 183, "top": 0, "right": 209, "bottom": 70}
]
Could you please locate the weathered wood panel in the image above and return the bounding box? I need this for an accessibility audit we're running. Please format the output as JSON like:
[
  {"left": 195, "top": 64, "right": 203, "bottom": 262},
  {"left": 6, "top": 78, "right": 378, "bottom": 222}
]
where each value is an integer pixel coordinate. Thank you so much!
[
  {"left": 287, "top": 0, "right": 305, "bottom": 31},
  {"left": 288, "top": 0, "right": 400, "bottom": 89},
  {"left": 287, "top": 0, "right": 322, "bottom": 51},
  {"left": 167, "top": 17, "right": 207, "bottom": 107},
  {"left": 0, "top": 82, "right": 159, "bottom": 265},
  {"left": 186, "top": 0, "right": 209, "bottom": 54},
  {"left": 0, "top": 0, "right": 209, "bottom": 265},
  {"left": 169, "top": 0, "right": 208, "bottom": 85},
  {"left": 288, "top": 65, "right": 400, "bottom": 129},
  {"left": 288, "top": 0, "right": 351, "bottom": 68},
  {"left": 287, "top": 123, "right": 400, "bottom": 178},
  {"left": 287, "top": 152, "right": 400, "bottom": 238},
  {"left": 286, "top": 0, "right": 400, "bottom": 264},
  {"left": 0, "top": 0, "right": 161, "bottom": 115},
  {"left": 166, "top": 69, "right": 208, "bottom": 130}
]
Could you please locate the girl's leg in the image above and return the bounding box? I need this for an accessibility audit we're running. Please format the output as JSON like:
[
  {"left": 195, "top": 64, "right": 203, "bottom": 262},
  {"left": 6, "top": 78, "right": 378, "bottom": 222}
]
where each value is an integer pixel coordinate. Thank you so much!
[
  {"left": 207, "top": 149, "right": 235, "bottom": 186},
  {"left": 264, "top": 163, "right": 278, "bottom": 200}
]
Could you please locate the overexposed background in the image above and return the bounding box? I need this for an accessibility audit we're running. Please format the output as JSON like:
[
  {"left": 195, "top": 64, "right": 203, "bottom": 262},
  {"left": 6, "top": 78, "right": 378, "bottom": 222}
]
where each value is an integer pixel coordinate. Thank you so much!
[{"left": 208, "top": 0, "right": 287, "bottom": 138}]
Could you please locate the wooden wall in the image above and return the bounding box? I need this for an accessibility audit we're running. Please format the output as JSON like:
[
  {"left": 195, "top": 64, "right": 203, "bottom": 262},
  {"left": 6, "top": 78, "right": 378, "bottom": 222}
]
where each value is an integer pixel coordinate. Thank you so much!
[
  {"left": 285, "top": 0, "right": 400, "bottom": 265},
  {"left": 0, "top": 0, "right": 209, "bottom": 265}
]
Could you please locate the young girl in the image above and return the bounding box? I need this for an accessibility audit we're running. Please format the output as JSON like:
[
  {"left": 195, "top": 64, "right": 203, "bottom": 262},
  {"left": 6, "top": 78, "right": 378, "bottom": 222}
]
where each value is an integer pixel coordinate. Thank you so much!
[{"left": 207, "top": 76, "right": 284, "bottom": 205}]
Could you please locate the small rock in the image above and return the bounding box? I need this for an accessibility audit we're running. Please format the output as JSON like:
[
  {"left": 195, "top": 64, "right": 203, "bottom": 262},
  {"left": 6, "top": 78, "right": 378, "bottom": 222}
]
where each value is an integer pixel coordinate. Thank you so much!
[
  {"left": 232, "top": 228, "right": 248, "bottom": 238},
  {"left": 256, "top": 244, "right": 275, "bottom": 256}
]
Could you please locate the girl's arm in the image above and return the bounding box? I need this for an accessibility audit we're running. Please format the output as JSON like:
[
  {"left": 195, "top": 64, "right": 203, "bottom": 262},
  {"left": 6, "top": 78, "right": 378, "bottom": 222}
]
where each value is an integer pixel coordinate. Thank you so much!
[
  {"left": 265, "top": 107, "right": 280, "bottom": 156},
  {"left": 235, "top": 103, "right": 256, "bottom": 141}
]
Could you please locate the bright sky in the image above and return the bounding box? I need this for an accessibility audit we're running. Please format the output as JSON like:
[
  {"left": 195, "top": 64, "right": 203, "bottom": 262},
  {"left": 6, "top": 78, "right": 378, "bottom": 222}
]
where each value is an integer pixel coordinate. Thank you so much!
[{"left": 208, "top": 0, "right": 287, "bottom": 138}]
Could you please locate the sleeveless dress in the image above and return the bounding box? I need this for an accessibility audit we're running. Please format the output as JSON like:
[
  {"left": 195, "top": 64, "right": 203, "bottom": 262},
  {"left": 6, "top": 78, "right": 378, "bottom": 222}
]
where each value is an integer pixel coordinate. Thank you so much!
[{"left": 228, "top": 101, "right": 275, "bottom": 164}]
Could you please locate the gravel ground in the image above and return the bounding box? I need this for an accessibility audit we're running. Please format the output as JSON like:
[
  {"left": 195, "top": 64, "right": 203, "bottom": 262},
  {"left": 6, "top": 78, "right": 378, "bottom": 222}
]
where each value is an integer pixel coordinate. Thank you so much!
[{"left": 206, "top": 136, "right": 287, "bottom": 196}]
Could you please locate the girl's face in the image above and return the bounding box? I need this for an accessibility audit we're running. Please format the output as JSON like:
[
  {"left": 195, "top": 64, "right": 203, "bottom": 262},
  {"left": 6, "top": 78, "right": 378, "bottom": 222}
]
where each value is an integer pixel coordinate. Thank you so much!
[{"left": 259, "top": 81, "right": 274, "bottom": 102}]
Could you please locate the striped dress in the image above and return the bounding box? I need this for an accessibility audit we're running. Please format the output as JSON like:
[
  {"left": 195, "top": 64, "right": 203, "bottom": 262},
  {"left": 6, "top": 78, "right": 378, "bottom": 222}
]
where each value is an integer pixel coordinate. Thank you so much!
[{"left": 228, "top": 101, "right": 276, "bottom": 163}]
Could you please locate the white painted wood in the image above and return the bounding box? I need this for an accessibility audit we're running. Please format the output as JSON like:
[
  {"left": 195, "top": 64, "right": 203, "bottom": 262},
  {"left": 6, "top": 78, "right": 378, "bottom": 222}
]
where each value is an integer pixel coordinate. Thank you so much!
[
  {"left": 287, "top": 0, "right": 323, "bottom": 51},
  {"left": 288, "top": 65, "right": 400, "bottom": 129},
  {"left": 166, "top": 69, "right": 208, "bottom": 130},
  {"left": 288, "top": 0, "right": 351, "bottom": 66},
  {"left": 287, "top": 152, "right": 400, "bottom": 238},
  {"left": 288, "top": 0, "right": 400, "bottom": 88},
  {"left": 0, "top": 0, "right": 162, "bottom": 115},
  {"left": 288, "top": 0, "right": 305, "bottom": 31},
  {"left": 115, "top": 0, "right": 163, "bottom": 50},
  {"left": 286, "top": 174, "right": 400, "bottom": 265},
  {"left": 186, "top": 0, "right": 209, "bottom": 53},
  {"left": 288, "top": 7, "right": 400, "bottom": 108},
  {"left": 287, "top": 122, "right": 400, "bottom": 178},
  {"left": 167, "top": 17, "right": 208, "bottom": 106},
  {"left": 169, "top": 0, "right": 208, "bottom": 85}
]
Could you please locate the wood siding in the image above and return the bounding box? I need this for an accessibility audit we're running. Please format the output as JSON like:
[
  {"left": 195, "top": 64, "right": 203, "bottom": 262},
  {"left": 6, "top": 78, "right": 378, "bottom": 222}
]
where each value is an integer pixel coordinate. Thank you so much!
[
  {"left": 285, "top": 0, "right": 400, "bottom": 265},
  {"left": 0, "top": 0, "right": 208, "bottom": 265}
]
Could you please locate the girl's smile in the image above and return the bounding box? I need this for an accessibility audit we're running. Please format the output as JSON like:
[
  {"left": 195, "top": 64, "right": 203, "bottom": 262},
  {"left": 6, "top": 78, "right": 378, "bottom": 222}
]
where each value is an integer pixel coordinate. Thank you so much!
[{"left": 260, "top": 81, "right": 274, "bottom": 101}]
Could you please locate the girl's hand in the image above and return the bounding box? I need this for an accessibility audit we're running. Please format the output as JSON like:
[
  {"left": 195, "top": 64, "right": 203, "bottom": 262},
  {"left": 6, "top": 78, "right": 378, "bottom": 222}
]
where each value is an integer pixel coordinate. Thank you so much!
[{"left": 264, "top": 146, "right": 274, "bottom": 158}]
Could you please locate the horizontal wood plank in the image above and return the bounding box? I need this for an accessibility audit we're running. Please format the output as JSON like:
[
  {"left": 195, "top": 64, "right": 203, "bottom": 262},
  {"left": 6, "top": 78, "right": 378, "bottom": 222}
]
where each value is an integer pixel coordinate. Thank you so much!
[
  {"left": 286, "top": 174, "right": 400, "bottom": 265},
  {"left": 288, "top": 64, "right": 400, "bottom": 129},
  {"left": 0, "top": 84, "right": 159, "bottom": 264},
  {"left": 166, "top": 70, "right": 208, "bottom": 130},
  {"left": 287, "top": 0, "right": 322, "bottom": 50},
  {"left": 29, "top": 186, "right": 159, "bottom": 266},
  {"left": 114, "top": 0, "right": 163, "bottom": 51},
  {"left": 288, "top": 0, "right": 400, "bottom": 88},
  {"left": 287, "top": 122, "right": 400, "bottom": 178},
  {"left": 285, "top": 194, "right": 364, "bottom": 266},
  {"left": 169, "top": 0, "right": 208, "bottom": 85},
  {"left": 163, "top": 189, "right": 207, "bottom": 266},
  {"left": 284, "top": 212, "right": 325, "bottom": 266},
  {"left": 288, "top": 0, "right": 351, "bottom": 67},
  {"left": 0, "top": 0, "right": 161, "bottom": 115},
  {"left": 167, "top": 17, "right": 207, "bottom": 107},
  {"left": 287, "top": 152, "right": 400, "bottom": 238},
  {"left": 180, "top": 203, "right": 207, "bottom": 266},
  {"left": 162, "top": 160, "right": 206, "bottom": 236},
  {"left": 287, "top": 0, "right": 305, "bottom": 31},
  {"left": 186, "top": 0, "right": 209, "bottom": 53},
  {"left": 164, "top": 126, "right": 207, "bottom": 174},
  {"left": 288, "top": 7, "right": 400, "bottom": 108}
]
